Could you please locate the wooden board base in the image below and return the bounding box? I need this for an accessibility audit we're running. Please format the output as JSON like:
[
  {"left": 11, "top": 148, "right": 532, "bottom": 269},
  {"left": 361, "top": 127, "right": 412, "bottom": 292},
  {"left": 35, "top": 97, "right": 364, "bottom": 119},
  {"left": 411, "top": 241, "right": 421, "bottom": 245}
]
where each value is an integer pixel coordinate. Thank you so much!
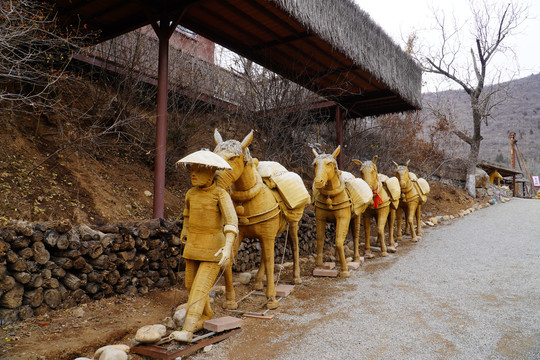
[{"left": 131, "top": 328, "right": 241, "bottom": 360}]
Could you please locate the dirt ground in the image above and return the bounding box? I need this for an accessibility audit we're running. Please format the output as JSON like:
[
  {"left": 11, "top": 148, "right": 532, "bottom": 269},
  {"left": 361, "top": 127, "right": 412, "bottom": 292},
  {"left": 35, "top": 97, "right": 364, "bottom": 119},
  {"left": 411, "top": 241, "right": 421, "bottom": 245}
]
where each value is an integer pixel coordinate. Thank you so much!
[
  {"left": 1, "top": 199, "right": 485, "bottom": 360},
  {"left": 0, "top": 113, "right": 483, "bottom": 359},
  {"left": 0, "top": 186, "right": 482, "bottom": 360}
]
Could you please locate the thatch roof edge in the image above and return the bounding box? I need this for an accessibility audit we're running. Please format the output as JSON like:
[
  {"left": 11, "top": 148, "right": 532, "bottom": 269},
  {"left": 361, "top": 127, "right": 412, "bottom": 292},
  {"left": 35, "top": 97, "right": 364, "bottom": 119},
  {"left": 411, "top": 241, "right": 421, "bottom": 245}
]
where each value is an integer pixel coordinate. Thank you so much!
[{"left": 269, "top": 0, "right": 422, "bottom": 109}]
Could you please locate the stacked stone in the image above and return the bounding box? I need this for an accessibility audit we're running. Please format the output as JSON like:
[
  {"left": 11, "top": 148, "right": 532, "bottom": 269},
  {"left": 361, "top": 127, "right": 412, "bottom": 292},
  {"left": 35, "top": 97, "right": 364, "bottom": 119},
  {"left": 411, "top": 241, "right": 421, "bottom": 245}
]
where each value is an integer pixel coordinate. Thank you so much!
[
  {"left": 0, "top": 211, "right": 328, "bottom": 323},
  {"left": 232, "top": 212, "right": 336, "bottom": 272},
  {"left": 0, "top": 219, "right": 184, "bottom": 324}
]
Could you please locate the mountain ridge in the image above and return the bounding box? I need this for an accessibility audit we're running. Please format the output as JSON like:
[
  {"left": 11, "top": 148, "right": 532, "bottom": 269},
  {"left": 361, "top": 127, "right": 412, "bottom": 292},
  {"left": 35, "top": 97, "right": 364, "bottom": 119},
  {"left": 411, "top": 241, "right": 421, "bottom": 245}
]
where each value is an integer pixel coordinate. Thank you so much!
[{"left": 421, "top": 72, "right": 540, "bottom": 175}]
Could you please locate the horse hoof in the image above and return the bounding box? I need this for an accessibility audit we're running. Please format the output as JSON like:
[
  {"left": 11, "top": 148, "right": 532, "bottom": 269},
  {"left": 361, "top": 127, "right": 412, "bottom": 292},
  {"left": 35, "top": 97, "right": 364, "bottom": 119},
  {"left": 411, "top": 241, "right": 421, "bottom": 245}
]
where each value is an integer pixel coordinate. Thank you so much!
[
  {"left": 411, "top": 238, "right": 419, "bottom": 243},
  {"left": 380, "top": 252, "right": 389, "bottom": 257},
  {"left": 364, "top": 252, "right": 375, "bottom": 259},
  {"left": 339, "top": 271, "right": 350, "bottom": 278},
  {"left": 353, "top": 256, "right": 361, "bottom": 262},
  {"left": 293, "top": 277, "right": 303, "bottom": 285},
  {"left": 222, "top": 300, "right": 238, "bottom": 310},
  {"left": 266, "top": 299, "right": 280, "bottom": 310},
  {"left": 388, "top": 246, "right": 397, "bottom": 253},
  {"left": 253, "top": 282, "right": 264, "bottom": 291}
]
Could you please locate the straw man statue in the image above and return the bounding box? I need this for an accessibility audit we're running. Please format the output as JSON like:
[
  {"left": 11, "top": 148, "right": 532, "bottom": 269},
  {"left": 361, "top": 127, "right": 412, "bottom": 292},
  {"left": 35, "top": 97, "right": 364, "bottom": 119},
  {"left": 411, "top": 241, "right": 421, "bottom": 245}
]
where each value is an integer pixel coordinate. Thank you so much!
[{"left": 172, "top": 149, "right": 238, "bottom": 342}]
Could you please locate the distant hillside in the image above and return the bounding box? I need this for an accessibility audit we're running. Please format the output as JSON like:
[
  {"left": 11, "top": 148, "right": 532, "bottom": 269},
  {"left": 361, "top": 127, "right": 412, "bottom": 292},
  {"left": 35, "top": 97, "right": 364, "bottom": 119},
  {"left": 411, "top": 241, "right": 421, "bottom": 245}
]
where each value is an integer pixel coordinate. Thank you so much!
[{"left": 422, "top": 73, "right": 540, "bottom": 176}]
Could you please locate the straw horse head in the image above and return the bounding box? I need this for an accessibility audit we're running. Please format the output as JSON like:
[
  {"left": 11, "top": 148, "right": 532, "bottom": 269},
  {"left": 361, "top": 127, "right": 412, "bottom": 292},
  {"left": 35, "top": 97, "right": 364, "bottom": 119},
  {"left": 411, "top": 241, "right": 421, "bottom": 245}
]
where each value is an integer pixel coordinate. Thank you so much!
[
  {"left": 213, "top": 129, "right": 305, "bottom": 310},
  {"left": 312, "top": 146, "right": 363, "bottom": 277},
  {"left": 393, "top": 160, "right": 426, "bottom": 242},
  {"left": 353, "top": 156, "right": 398, "bottom": 258}
]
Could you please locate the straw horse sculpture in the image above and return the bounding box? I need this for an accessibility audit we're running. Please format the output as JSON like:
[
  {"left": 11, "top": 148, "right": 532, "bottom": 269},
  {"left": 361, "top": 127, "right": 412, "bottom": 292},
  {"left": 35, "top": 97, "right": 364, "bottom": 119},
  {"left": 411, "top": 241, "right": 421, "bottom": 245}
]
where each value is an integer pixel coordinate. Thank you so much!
[
  {"left": 312, "top": 146, "right": 372, "bottom": 276},
  {"left": 213, "top": 129, "right": 308, "bottom": 310},
  {"left": 353, "top": 156, "right": 399, "bottom": 258},
  {"left": 393, "top": 161, "right": 429, "bottom": 242}
]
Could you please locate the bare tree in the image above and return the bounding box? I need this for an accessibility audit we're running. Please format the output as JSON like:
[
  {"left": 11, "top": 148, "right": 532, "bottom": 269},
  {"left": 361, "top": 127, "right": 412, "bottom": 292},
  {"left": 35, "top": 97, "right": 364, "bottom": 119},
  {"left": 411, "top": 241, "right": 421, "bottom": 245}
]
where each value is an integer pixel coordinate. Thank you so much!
[
  {"left": 226, "top": 55, "right": 323, "bottom": 170},
  {"left": 416, "top": 0, "right": 528, "bottom": 197},
  {"left": 0, "top": 0, "right": 89, "bottom": 112},
  {"left": 342, "top": 112, "right": 447, "bottom": 178}
]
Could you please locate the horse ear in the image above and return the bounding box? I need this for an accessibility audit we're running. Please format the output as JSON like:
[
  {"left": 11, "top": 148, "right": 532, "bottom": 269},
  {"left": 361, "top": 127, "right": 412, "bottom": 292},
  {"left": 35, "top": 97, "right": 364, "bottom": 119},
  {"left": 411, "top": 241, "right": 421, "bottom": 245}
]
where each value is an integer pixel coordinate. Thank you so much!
[
  {"left": 405, "top": 159, "right": 410, "bottom": 167},
  {"left": 332, "top": 146, "right": 341, "bottom": 159},
  {"left": 352, "top": 159, "right": 362, "bottom": 166},
  {"left": 372, "top": 155, "right": 378, "bottom": 164},
  {"left": 312, "top": 148, "right": 319, "bottom": 158},
  {"left": 392, "top": 161, "right": 398, "bottom": 168},
  {"left": 241, "top": 130, "right": 253, "bottom": 150},
  {"left": 214, "top": 128, "right": 223, "bottom": 145}
]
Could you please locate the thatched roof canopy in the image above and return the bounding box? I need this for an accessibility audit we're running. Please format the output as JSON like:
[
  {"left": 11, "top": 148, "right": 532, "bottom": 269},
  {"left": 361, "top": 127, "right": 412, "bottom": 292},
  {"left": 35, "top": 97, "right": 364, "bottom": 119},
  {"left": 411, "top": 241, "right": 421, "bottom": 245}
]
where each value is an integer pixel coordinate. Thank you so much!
[{"left": 49, "top": 0, "right": 421, "bottom": 117}]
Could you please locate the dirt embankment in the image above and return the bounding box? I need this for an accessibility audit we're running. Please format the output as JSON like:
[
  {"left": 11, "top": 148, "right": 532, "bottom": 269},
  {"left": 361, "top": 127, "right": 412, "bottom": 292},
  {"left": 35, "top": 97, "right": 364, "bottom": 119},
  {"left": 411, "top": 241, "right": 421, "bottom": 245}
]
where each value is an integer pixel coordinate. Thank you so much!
[{"left": 0, "top": 112, "right": 486, "bottom": 359}]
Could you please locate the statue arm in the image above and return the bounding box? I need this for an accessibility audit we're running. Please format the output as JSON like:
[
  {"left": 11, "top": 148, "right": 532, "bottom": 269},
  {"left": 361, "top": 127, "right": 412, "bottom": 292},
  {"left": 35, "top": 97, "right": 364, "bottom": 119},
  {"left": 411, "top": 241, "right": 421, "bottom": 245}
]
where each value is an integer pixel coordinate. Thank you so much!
[
  {"left": 215, "top": 189, "right": 238, "bottom": 267},
  {"left": 179, "top": 192, "right": 191, "bottom": 245}
]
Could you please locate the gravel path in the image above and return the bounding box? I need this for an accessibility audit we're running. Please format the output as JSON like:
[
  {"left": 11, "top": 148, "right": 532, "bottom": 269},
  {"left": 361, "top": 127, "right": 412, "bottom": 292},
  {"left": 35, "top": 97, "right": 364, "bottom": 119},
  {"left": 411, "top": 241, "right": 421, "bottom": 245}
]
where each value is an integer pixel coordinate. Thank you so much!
[{"left": 195, "top": 198, "right": 540, "bottom": 360}]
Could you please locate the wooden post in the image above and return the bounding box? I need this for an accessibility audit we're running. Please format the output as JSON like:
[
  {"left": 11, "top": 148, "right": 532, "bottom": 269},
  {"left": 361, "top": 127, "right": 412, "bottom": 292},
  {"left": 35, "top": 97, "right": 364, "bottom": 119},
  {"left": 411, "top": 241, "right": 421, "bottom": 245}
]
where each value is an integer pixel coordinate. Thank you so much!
[
  {"left": 509, "top": 132, "right": 517, "bottom": 196},
  {"left": 335, "top": 106, "right": 344, "bottom": 169}
]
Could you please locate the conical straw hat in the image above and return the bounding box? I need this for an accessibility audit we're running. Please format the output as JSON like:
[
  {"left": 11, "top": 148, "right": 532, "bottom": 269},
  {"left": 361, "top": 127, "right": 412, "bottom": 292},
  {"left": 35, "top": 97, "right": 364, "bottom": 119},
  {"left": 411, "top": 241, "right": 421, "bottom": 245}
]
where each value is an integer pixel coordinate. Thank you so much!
[{"left": 176, "top": 149, "right": 232, "bottom": 170}]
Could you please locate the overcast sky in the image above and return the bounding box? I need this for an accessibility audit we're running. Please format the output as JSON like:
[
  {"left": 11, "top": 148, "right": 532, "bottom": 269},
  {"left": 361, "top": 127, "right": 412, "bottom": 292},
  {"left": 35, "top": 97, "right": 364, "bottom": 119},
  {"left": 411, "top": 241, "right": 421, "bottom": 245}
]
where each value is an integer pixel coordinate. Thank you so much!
[{"left": 356, "top": 0, "right": 540, "bottom": 92}]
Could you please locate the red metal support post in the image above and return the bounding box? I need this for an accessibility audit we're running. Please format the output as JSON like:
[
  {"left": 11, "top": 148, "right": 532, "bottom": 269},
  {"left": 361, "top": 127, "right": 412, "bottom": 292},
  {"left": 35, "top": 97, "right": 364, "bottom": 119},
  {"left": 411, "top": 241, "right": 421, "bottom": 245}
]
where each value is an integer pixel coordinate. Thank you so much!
[
  {"left": 151, "top": 12, "right": 187, "bottom": 218},
  {"left": 152, "top": 18, "right": 170, "bottom": 219}
]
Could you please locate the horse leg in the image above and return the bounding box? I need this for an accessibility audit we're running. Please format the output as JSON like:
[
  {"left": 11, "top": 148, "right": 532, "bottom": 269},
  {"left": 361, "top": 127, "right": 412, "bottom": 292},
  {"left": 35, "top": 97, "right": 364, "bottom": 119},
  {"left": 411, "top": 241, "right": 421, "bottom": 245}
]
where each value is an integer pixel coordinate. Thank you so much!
[
  {"left": 396, "top": 206, "right": 403, "bottom": 241},
  {"left": 335, "top": 214, "right": 351, "bottom": 277},
  {"left": 287, "top": 221, "right": 302, "bottom": 284},
  {"left": 404, "top": 207, "right": 411, "bottom": 235},
  {"left": 377, "top": 207, "right": 390, "bottom": 257},
  {"left": 416, "top": 203, "right": 423, "bottom": 239},
  {"left": 352, "top": 215, "right": 361, "bottom": 262},
  {"left": 222, "top": 261, "right": 237, "bottom": 310},
  {"left": 260, "top": 234, "right": 279, "bottom": 310},
  {"left": 387, "top": 208, "right": 397, "bottom": 253},
  {"left": 253, "top": 258, "right": 265, "bottom": 291},
  {"left": 222, "top": 233, "right": 243, "bottom": 310},
  {"left": 363, "top": 214, "right": 374, "bottom": 259},
  {"left": 315, "top": 212, "right": 326, "bottom": 267},
  {"left": 408, "top": 202, "right": 418, "bottom": 242}
]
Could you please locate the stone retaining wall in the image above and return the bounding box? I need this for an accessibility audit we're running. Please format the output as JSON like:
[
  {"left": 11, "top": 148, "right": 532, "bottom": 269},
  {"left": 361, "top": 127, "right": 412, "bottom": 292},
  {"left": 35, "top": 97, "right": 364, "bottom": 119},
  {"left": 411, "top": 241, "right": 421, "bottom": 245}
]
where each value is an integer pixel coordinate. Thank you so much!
[{"left": 0, "top": 212, "right": 331, "bottom": 324}]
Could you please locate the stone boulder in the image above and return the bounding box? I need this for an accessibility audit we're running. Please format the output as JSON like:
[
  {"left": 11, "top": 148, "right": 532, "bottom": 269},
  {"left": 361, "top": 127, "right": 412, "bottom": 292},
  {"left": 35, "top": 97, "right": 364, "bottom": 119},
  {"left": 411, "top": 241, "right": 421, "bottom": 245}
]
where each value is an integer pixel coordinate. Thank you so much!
[{"left": 475, "top": 168, "right": 489, "bottom": 189}]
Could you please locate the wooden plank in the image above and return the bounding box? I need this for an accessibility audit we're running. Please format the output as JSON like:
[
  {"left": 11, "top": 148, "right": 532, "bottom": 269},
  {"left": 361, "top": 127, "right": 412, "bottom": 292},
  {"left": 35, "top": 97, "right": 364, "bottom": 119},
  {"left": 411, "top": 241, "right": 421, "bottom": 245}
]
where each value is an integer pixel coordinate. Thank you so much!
[
  {"left": 242, "top": 313, "right": 275, "bottom": 320},
  {"left": 131, "top": 328, "right": 241, "bottom": 360}
]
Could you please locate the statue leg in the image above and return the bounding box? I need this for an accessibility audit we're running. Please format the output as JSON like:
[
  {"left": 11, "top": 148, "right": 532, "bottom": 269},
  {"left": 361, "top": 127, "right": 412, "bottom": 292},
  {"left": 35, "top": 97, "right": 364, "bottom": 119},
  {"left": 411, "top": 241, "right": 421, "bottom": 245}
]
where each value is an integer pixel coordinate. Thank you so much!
[
  {"left": 416, "top": 204, "right": 423, "bottom": 238},
  {"left": 253, "top": 261, "right": 265, "bottom": 291},
  {"left": 260, "top": 233, "right": 279, "bottom": 310},
  {"left": 179, "top": 261, "right": 220, "bottom": 342},
  {"left": 404, "top": 207, "right": 411, "bottom": 235},
  {"left": 387, "top": 208, "right": 397, "bottom": 253},
  {"left": 335, "top": 214, "right": 351, "bottom": 277},
  {"left": 315, "top": 212, "right": 326, "bottom": 267},
  {"left": 184, "top": 259, "right": 198, "bottom": 293},
  {"left": 396, "top": 206, "right": 403, "bottom": 241},
  {"left": 377, "top": 207, "right": 389, "bottom": 257},
  {"left": 352, "top": 215, "right": 361, "bottom": 262},
  {"left": 287, "top": 221, "right": 302, "bottom": 285},
  {"left": 408, "top": 202, "right": 418, "bottom": 242},
  {"left": 363, "top": 213, "right": 374, "bottom": 259},
  {"left": 223, "top": 233, "right": 243, "bottom": 310}
]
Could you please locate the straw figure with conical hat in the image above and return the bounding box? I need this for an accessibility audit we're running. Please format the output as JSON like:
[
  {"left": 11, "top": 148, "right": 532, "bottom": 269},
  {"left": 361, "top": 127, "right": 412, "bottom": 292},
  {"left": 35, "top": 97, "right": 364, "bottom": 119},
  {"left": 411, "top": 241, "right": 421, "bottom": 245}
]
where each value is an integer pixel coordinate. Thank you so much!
[
  {"left": 353, "top": 156, "right": 401, "bottom": 258},
  {"left": 392, "top": 160, "right": 430, "bottom": 243},
  {"left": 172, "top": 149, "right": 238, "bottom": 343},
  {"left": 312, "top": 146, "right": 373, "bottom": 276},
  {"left": 213, "top": 129, "right": 310, "bottom": 310}
]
